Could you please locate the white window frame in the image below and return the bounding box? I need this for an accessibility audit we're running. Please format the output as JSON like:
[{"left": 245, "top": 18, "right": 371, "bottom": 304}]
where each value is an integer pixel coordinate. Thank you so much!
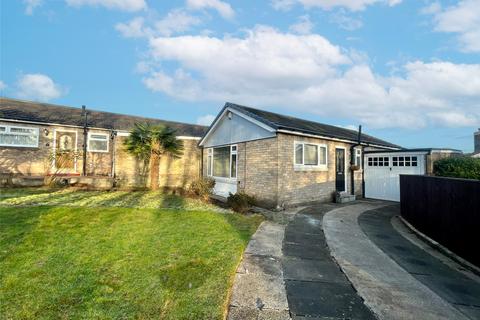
[
  {"left": 207, "top": 148, "right": 213, "bottom": 176},
  {"left": 207, "top": 145, "right": 238, "bottom": 180},
  {"left": 294, "top": 141, "right": 328, "bottom": 171},
  {"left": 355, "top": 148, "right": 362, "bottom": 167},
  {"left": 87, "top": 132, "right": 109, "bottom": 153},
  {"left": 0, "top": 125, "right": 39, "bottom": 148}
]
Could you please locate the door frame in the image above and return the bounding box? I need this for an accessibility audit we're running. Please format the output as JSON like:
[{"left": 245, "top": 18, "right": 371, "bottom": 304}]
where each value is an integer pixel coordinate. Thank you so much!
[
  {"left": 335, "top": 146, "right": 348, "bottom": 193},
  {"left": 52, "top": 129, "right": 78, "bottom": 172}
]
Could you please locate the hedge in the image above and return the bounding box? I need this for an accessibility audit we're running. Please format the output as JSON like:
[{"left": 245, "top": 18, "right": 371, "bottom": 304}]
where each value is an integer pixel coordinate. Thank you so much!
[{"left": 433, "top": 157, "right": 480, "bottom": 180}]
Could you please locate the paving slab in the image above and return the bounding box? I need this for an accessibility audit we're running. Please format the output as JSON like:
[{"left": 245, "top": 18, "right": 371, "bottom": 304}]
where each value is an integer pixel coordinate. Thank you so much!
[
  {"left": 282, "top": 205, "right": 375, "bottom": 320},
  {"left": 283, "top": 258, "right": 349, "bottom": 284},
  {"left": 230, "top": 273, "right": 289, "bottom": 310},
  {"left": 324, "top": 202, "right": 468, "bottom": 320},
  {"left": 228, "top": 218, "right": 293, "bottom": 320},
  {"left": 286, "top": 280, "right": 375, "bottom": 319}
]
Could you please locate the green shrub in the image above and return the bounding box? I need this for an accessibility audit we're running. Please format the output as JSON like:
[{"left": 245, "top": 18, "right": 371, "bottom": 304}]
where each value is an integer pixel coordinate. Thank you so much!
[
  {"left": 188, "top": 177, "right": 216, "bottom": 200},
  {"left": 227, "top": 192, "right": 256, "bottom": 214},
  {"left": 433, "top": 157, "right": 480, "bottom": 180}
]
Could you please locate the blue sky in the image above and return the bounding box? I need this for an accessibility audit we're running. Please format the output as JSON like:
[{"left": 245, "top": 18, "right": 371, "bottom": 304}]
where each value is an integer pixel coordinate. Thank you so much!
[{"left": 1, "top": 0, "right": 479, "bottom": 151}]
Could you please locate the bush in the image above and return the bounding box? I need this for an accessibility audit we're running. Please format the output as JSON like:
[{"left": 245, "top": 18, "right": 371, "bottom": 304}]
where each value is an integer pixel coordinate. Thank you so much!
[
  {"left": 433, "top": 157, "right": 480, "bottom": 180},
  {"left": 227, "top": 192, "right": 256, "bottom": 214},
  {"left": 188, "top": 177, "right": 216, "bottom": 200}
]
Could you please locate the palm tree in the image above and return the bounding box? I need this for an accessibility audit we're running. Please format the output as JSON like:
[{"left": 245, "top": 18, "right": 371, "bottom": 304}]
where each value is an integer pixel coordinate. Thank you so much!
[{"left": 124, "top": 123, "right": 183, "bottom": 191}]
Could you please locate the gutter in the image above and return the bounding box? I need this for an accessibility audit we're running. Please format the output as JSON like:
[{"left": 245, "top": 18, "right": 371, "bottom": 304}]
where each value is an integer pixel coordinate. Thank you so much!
[{"left": 276, "top": 129, "right": 399, "bottom": 150}]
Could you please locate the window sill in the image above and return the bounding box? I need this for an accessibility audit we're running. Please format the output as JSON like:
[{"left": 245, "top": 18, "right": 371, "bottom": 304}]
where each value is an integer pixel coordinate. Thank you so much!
[
  {"left": 294, "top": 165, "right": 328, "bottom": 172},
  {"left": 209, "top": 176, "right": 237, "bottom": 183}
]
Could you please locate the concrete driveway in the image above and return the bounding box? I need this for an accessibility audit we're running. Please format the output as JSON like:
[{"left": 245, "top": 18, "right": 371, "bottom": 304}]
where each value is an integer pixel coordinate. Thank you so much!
[
  {"left": 228, "top": 200, "right": 480, "bottom": 320},
  {"left": 321, "top": 201, "right": 480, "bottom": 320}
]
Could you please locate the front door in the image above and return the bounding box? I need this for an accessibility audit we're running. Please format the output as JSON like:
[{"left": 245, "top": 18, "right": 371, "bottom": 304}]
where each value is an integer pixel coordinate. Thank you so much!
[
  {"left": 335, "top": 148, "right": 346, "bottom": 192},
  {"left": 54, "top": 130, "right": 77, "bottom": 172}
]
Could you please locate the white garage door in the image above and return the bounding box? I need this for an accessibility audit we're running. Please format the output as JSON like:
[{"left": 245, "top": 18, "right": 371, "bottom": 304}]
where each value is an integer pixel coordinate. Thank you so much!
[{"left": 364, "top": 152, "right": 426, "bottom": 201}]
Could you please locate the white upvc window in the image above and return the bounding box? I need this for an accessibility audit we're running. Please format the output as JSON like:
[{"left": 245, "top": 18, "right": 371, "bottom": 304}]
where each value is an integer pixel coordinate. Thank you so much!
[
  {"left": 207, "top": 145, "right": 237, "bottom": 179},
  {"left": 294, "top": 142, "right": 327, "bottom": 169},
  {"left": 87, "top": 132, "right": 109, "bottom": 152},
  {"left": 0, "top": 125, "right": 39, "bottom": 148},
  {"left": 355, "top": 148, "right": 362, "bottom": 167},
  {"left": 207, "top": 148, "right": 213, "bottom": 176}
]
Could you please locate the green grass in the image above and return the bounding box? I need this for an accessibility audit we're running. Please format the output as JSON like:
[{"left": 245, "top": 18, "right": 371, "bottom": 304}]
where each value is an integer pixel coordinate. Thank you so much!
[
  {"left": 0, "top": 188, "right": 226, "bottom": 212},
  {"left": 0, "top": 189, "right": 263, "bottom": 319}
]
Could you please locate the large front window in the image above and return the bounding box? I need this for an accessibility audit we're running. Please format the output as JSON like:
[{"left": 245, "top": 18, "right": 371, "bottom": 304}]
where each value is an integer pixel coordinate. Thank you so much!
[
  {"left": 294, "top": 142, "right": 327, "bottom": 167},
  {"left": 0, "top": 125, "right": 39, "bottom": 148},
  {"left": 208, "top": 145, "right": 237, "bottom": 178}
]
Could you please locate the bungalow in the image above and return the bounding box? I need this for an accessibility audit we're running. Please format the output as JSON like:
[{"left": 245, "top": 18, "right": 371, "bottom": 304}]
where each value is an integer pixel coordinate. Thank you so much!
[
  {"left": 198, "top": 103, "right": 401, "bottom": 207},
  {"left": 0, "top": 97, "right": 207, "bottom": 189}
]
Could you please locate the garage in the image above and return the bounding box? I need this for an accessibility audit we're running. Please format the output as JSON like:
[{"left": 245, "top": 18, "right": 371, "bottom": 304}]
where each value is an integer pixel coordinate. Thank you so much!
[{"left": 364, "top": 151, "right": 427, "bottom": 202}]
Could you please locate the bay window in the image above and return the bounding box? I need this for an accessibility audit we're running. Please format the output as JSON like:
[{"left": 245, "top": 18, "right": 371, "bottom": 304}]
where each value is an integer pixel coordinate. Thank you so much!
[
  {"left": 0, "top": 125, "right": 39, "bottom": 148},
  {"left": 294, "top": 142, "right": 327, "bottom": 168},
  {"left": 208, "top": 145, "right": 238, "bottom": 179}
]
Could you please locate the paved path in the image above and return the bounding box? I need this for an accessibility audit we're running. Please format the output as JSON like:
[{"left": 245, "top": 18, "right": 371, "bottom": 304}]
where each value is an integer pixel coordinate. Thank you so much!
[
  {"left": 228, "top": 221, "right": 291, "bottom": 320},
  {"left": 282, "top": 204, "right": 375, "bottom": 319},
  {"left": 323, "top": 202, "right": 476, "bottom": 320},
  {"left": 359, "top": 205, "right": 480, "bottom": 319}
]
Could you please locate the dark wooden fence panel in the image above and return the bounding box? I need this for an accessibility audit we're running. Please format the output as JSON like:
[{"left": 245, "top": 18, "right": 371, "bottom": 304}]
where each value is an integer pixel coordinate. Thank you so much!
[{"left": 400, "top": 175, "right": 480, "bottom": 267}]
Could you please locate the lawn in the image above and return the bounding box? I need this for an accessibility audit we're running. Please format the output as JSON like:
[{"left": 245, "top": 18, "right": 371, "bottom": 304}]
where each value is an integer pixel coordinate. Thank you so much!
[{"left": 0, "top": 189, "right": 263, "bottom": 319}]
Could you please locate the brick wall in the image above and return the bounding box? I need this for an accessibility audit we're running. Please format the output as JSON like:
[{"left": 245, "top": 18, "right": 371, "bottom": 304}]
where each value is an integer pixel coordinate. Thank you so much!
[
  {"left": 0, "top": 122, "right": 114, "bottom": 177},
  {"left": 1, "top": 121, "right": 202, "bottom": 189},
  {"left": 276, "top": 133, "right": 359, "bottom": 207},
  {"left": 241, "top": 138, "right": 279, "bottom": 207},
  {"left": 115, "top": 137, "right": 201, "bottom": 189},
  {"left": 202, "top": 134, "right": 362, "bottom": 208}
]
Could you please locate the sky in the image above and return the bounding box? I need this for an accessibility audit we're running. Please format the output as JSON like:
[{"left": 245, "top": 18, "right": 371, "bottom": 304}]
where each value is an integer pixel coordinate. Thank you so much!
[{"left": 1, "top": 0, "right": 479, "bottom": 152}]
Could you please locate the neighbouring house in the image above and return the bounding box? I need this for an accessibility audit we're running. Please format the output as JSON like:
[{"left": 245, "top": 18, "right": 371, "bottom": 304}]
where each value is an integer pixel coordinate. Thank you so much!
[
  {"left": 198, "top": 103, "right": 403, "bottom": 207},
  {"left": 0, "top": 97, "right": 207, "bottom": 189},
  {"left": 473, "top": 129, "right": 480, "bottom": 158}
]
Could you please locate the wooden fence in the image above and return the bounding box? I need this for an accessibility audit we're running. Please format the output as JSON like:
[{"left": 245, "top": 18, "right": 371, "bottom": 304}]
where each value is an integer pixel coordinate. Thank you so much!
[{"left": 400, "top": 175, "right": 480, "bottom": 267}]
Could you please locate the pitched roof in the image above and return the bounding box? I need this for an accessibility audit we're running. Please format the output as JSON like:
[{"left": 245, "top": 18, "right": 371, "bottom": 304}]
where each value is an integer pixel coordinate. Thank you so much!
[
  {"left": 0, "top": 97, "right": 208, "bottom": 137},
  {"left": 225, "top": 102, "right": 401, "bottom": 149}
]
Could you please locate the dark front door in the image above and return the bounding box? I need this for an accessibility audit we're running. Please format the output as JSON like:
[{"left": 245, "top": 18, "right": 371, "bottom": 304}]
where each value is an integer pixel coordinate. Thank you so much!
[{"left": 335, "top": 148, "right": 346, "bottom": 192}]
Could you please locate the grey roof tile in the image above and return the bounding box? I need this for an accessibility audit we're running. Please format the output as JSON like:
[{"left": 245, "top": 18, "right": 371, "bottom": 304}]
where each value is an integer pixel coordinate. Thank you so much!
[
  {"left": 0, "top": 97, "right": 208, "bottom": 137},
  {"left": 226, "top": 102, "right": 401, "bottom": 149}
]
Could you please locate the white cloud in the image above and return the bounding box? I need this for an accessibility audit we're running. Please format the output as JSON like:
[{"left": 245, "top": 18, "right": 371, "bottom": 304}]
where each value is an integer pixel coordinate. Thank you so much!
[
  {"left": 65, "top": 0, "right": 146, "bottom": 12},
  {"left": 0, "top": 80, "right": 6, "bottom": 91},
  {"left": 24, "top": 0, "right": 42, "bottom": 15},
  {"left": 155, "top": 9, "right": 202, "bottom": 36},
  {"left": 271, "top": 0, "right": 402, "bottom": 11},
  {"left": 115, "top": 17, "right": 152, "bottom": 38},
  {"left": 116, "top": 10, "right": 202, "bottom": 39},
  {"left": 196, "top": 114, "right": 216, "bottom": 125},
  {"left": 289, "top": 15, "right": 314, "bottom": 34},
  {"left": 141, "top": 27, "right": 480, "bottom": 129},
  {"left": 186, "top": 0, "right": 235, "bottom": 19},
  {"left": 426, "top": 0, "right": 480, "bottom": 53},
  {"left": 16, "top": 74, "right": 64, "bottom": 102},
  {"left": 330, "top": 9, "right": 363, "bottom": 30}
]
